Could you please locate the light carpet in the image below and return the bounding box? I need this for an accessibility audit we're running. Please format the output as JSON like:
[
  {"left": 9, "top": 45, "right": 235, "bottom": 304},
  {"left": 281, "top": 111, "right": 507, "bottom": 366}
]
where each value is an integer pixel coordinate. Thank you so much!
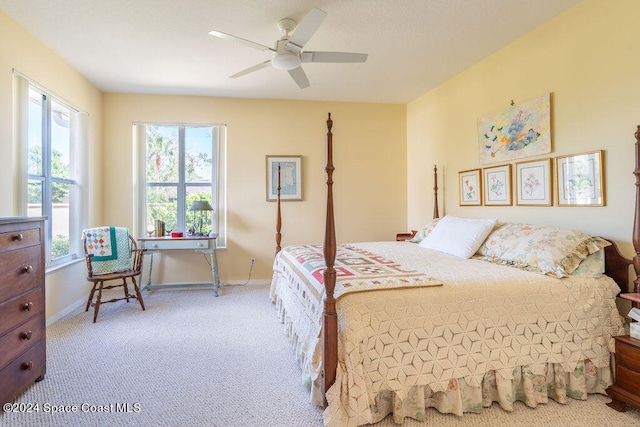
[{"left": 2, "top": 283, "right": 639, "bottom": 427}]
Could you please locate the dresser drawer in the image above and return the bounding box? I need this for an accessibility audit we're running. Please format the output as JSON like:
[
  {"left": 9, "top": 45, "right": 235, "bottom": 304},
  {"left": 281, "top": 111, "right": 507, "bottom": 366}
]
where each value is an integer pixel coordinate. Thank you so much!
[
  {"left": 0, "top": 316, "right": 44, "bottom": 370},
  {"left": 141, "top": 238, "right": 213, "bottom": 251},
  {"left": 0, "top": 245, "right": 42, "bottom": 303},
  {"left": 0, "top": 289, "right": 43, "bottom": 332},
  {"left": 0, "top": 341, "right": 45, "bottom": 405},
  {"left": 616, "top": 336, "right": 640, "bottom": 372},
  {"left": 0, "top": 227, "right": 41, "bottom": 254},
  {"left": 615, "top": 363, "right": 640, "bottom": 396}
]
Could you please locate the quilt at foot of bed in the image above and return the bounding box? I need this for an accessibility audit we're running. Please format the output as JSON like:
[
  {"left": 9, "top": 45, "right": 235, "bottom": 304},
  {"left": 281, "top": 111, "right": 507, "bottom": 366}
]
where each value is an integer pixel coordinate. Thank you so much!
[{"left": 323, "top": 358, "right": 611, "bottom": 427}]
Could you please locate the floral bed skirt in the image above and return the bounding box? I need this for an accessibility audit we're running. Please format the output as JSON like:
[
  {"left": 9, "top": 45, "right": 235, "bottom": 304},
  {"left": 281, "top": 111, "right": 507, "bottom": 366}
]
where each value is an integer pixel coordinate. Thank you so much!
[{"left": 346, "top": 359, "right": 611, "bottom": 425}]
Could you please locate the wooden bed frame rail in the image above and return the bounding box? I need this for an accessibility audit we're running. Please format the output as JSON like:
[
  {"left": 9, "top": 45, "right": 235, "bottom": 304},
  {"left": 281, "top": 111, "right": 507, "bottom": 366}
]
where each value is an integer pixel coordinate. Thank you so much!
[{"left": 274, "top": 116, "right": 640, "bottom": 405}]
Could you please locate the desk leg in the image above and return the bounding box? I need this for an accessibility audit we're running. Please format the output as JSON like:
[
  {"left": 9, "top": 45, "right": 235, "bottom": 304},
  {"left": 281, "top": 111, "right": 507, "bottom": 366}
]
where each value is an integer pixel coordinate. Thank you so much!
[
  {"left": 145, "top": 252, "right": 154, "bottom": 291},
  {"left": 210, "top": 251, "right": 219, "bottom": 297}
]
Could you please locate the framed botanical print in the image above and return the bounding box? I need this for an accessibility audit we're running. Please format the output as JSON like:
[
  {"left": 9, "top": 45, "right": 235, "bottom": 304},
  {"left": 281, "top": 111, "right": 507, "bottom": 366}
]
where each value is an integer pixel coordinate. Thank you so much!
[
  {"left": 515, "top": 158, "right": 552, "bottom": 206},
  {"left": 555, "top": 150, "right": 604, "bottom": 206},
  {"left": 459, "top": 169, "right": 482, "bottom": 206},
  {"left": 266, "top": 155, "right": 302, "bottom": 201},
  {"left": 482, "top": 164, "right": 512, "bottom": 206}
]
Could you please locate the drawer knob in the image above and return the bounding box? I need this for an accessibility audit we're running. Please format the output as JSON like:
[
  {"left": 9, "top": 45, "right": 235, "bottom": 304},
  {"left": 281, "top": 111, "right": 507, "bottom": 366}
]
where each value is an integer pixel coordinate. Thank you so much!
[
  {"left": 21, "top": 331, "right": 33, "bottom": 340},
  {"left": 21, "top": 361, "right": 33, "bottom": 371},
  {"left": 152, "top": 243, "right": 158, "bottom": 248},
  {"left": 13, "top": 233, "right": 24, "bottom": 241},
  {"left": 22, "top": 265, "right": 33, "bottom": 274},
  {"left": 22, "top": 302, "right": 33, "bottom": 311}
]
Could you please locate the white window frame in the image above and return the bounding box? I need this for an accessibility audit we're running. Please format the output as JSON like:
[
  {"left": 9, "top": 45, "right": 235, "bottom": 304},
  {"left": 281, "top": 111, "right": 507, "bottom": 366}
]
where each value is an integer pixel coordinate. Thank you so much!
[
  {"left": 13, "top": 71, "right": 87, "bottom": 268},
  {"left": 133, "top": 123, "right": 227, "bottom": 248}
]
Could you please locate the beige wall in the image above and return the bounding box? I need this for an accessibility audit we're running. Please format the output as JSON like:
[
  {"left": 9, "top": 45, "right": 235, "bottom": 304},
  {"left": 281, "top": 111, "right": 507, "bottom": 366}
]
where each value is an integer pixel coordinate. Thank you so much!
[
  {"left": 0, "top": 8, "right": 406, "bottom": 321},
  {"left": 0, "top": 10, "right": 104, "bottom": 321},
  {"left": 407, "top": 0, "right": 640, "bottom": 259},
  {"left": 4, "top": 0, "right": 638, "bottom": 321},
  {"left": 103, "top": 95, "right": 407, "bottom": 283}
]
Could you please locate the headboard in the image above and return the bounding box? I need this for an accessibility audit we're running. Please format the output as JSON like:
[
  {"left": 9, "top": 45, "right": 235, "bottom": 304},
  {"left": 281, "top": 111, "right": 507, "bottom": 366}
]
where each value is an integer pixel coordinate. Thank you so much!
[{"left": 604, "top": 240, "right": 633, "bottom": 295}]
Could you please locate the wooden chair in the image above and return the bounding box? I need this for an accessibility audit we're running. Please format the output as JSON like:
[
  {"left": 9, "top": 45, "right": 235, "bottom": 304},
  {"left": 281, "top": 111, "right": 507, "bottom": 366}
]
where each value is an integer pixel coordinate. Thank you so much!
[{"left": 83, "top": 232, "right": 146, "bottom": 323}]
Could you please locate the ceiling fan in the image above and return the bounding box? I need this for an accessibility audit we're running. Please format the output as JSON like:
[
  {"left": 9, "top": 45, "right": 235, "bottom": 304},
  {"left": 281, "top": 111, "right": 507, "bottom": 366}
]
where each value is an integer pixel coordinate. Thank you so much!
[{"left": 209, "top": 8, "right": 368, "bottom": 89}]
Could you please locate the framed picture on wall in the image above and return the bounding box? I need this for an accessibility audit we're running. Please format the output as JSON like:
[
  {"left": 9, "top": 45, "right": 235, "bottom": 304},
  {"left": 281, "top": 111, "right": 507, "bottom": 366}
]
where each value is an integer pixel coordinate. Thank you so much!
[
  {"left": 459, "top": 169, "right": 482, "bottom": 206},
  {"left": 266, "top": 155, "right": 302, "bottom": 201},
  {"left": 482, "top": 164, "right": 512, "bottom": 206},
  {"left": 515, "top": 158, "right": 552, "bottom": 206},
  {"left": 477, "top": 93, "right": 551, "bottom": 164},
  {"left": 555, "top": 150, "right": 605, "bottom": 206}
]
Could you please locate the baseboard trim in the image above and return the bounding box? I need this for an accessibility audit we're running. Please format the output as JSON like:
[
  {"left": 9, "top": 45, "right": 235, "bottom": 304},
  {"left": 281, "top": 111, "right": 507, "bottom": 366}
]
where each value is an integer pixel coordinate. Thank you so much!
[
  {"left": 220, "top": 279, "right": 271, "bottom": 286},
  {"left": 46, "top": 294, "right": 88, "bottom": 327}
]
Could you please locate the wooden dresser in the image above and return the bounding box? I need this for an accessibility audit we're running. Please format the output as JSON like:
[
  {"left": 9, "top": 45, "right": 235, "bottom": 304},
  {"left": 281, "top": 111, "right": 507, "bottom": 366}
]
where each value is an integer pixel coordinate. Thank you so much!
[
  {"left": 607, "top": 335, "right": 640, "bottom": 411},
  {"left": 0, "top": 217, "right": 46, "bottom": 406},
  {"left": 607, "top": 292, "right": 640, "bottom": 412}
]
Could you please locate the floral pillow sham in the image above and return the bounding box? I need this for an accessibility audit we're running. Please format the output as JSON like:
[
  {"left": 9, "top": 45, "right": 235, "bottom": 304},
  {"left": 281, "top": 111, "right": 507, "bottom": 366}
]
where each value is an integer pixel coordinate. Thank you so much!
[
  {"left": 408, "top": 218, "right": 440, "bottom": 243},
  {"left": 473, "top": 222, "right": 610, "bottom": 278},
  {"left": 569, "top": 249, "right": 605, "bottom": 278}
]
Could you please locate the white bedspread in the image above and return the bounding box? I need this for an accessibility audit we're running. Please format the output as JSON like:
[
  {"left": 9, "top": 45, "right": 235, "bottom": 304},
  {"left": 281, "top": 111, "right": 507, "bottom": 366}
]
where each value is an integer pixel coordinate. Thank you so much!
[{"left": 270, "top": 241, "right": 625, "bottom": 426}]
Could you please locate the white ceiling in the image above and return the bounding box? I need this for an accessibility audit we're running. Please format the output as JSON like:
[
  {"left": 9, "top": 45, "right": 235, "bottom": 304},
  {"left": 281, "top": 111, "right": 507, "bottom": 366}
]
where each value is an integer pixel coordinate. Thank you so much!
[{"left": 0, "top": 0, "right": 581, "bottom": 104}]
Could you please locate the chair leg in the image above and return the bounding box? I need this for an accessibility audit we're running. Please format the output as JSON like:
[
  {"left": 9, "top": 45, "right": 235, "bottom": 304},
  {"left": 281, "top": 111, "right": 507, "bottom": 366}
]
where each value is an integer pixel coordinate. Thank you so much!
[
  {"left": 93, "top": 281, "right": 104, "bottom": 323},
  {"left": 131, "top": 276, "right": 146, "bottom": 311},
  {"left": 86, "top": 282, "right": 98, "bottom": 312},
  {"left": 122, "top": 279, "right": 130, "bottom": 302}
]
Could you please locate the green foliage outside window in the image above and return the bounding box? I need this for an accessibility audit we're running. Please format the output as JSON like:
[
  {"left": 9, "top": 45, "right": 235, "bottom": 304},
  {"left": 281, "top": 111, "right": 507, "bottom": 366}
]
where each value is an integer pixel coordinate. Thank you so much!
[
  {"left": 52, "top": 235, "right": 69, "bottom": 259},
  {"left": 28, "top": 146, "right": 70, "bottom": 203},
  {"left": 145, "top": 126, "right": 213, "bottom": 235},
  {"left": 28, "top": 146, "right": 71, "bottom": 259}
]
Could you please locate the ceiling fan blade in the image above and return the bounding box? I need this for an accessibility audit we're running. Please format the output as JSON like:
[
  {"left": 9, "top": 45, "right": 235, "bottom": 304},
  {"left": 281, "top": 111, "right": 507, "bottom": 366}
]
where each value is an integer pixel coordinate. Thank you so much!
[
  {"left": 209, "top": 30, "right": 276, "bottom": 52},
  {"left": 288, "top": 67, "right": 310, "bottom": 89},
  {"left": 229, "top": 60, "right": 272, "bottom": 78},
  {"left": 286, "top": 8, "right": 327, "bottom": 53},
  {"left": 301, "top": 51, "right": 368, "bottom": 63}
]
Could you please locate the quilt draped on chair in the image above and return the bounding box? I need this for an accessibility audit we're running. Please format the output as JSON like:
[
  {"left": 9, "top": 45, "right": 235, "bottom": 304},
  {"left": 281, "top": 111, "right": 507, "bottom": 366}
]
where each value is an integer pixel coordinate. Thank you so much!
[{"left": 83, "top": 226, "right": 131, "bottom": 274}]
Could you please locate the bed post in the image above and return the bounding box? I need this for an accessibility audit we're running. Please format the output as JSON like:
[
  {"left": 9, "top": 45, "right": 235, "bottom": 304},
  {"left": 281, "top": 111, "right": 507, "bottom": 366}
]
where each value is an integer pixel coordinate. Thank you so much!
[
  {"left": 433, "top": 165, "right": 439, "bottom": 219},
  {"left": 322, "top": 113, "right": 338, "bottom": 405},
  {"left": 275, "top": 165, "right": 282, "bottom": 255},
  {"left": 632, "top": 126, "right": 640, "bottom": 301},
  {"left": 604, "top": 129, "right": 637, "bottom": 297}
]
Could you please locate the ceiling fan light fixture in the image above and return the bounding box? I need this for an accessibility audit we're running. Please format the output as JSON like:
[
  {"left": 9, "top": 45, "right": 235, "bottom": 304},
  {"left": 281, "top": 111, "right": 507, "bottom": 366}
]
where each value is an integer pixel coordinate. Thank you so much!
[
  {"left": 209, "top": 8, "right": 367, "bottom": 88},
  {"left": 272, "top": 52, "right": 301, "bottom": 70}
]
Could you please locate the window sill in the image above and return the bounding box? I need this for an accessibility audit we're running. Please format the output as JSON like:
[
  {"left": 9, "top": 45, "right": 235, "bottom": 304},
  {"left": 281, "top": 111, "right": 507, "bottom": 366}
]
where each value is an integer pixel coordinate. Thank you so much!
[{"left": 46, "top": 257, "right": 84, "bottom": 275}]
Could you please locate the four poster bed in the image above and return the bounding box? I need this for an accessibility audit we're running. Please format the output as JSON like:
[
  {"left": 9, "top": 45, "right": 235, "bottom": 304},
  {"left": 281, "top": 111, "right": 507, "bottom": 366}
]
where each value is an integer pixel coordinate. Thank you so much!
[{"left": 270, "top": 114, "right": 639, "bottom": 426}]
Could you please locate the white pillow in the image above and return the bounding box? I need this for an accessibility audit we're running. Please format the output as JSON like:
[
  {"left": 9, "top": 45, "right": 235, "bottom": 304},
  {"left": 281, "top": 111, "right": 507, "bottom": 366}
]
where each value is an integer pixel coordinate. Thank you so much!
[{"left": 419, "top": 215, "right": 498, "bottom": 258}]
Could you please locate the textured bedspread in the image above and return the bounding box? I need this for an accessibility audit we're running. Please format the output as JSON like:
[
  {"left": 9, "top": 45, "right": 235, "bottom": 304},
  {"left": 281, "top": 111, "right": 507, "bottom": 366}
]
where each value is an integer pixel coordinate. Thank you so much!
[{"left": 270, "top": 241, "right": 625, "bottom": 426}]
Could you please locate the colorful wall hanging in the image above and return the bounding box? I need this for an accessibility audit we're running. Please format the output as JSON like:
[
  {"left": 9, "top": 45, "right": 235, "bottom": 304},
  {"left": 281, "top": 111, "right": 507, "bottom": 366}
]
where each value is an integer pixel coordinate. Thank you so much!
[{"left": 477, "top": 93, "right": 551, "bottom": 164}]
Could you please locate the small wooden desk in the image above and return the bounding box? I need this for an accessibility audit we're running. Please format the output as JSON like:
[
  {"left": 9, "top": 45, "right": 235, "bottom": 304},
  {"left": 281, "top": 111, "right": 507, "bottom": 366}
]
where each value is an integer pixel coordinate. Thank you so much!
[{"left": 137, "top": 235, "right": 220, "bottom": 296}]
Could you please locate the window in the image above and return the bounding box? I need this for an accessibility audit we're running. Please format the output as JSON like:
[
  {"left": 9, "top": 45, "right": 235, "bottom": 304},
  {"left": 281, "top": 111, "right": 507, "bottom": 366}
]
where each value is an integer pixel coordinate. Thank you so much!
[
  {"left": 15, "top": 73, "right": 86, "bottom": 267},
  {"left": 135, "top": 123, "right": 226, "bottom": 247}
]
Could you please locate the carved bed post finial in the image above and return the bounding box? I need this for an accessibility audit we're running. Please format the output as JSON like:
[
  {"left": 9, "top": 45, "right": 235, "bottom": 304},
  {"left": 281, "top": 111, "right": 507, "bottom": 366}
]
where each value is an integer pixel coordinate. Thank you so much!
[
  {"left": 433, "top": 165, "right": 439, "bottom": 219},
  {"left": 632, "top": 125, "right": 640, "bottom": 302},
  {"left": 322, "top": 112, "right": 337, "bottom": 405},
  {"left": 275, "top": 164, "right": 282, "bottom": 255}
]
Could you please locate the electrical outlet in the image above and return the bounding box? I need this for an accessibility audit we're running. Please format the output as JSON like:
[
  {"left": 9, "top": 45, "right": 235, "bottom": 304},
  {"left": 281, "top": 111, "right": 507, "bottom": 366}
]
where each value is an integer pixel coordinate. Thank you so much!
[{"left": 250, "top": 258, "right": 255, "bottom": 266}]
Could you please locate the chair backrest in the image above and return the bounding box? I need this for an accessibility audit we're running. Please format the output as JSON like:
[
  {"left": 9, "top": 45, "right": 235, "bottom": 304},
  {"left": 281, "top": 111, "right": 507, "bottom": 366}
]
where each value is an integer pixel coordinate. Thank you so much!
[{"left": 82, "top": 226, "right": 133, "bottom": 276}]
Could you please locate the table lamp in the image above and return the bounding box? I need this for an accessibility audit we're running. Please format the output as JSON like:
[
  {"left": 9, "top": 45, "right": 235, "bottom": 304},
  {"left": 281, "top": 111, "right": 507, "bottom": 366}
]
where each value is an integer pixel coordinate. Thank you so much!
[{"left": 188, "top": 200, "right": 213, "bottom": 236}]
